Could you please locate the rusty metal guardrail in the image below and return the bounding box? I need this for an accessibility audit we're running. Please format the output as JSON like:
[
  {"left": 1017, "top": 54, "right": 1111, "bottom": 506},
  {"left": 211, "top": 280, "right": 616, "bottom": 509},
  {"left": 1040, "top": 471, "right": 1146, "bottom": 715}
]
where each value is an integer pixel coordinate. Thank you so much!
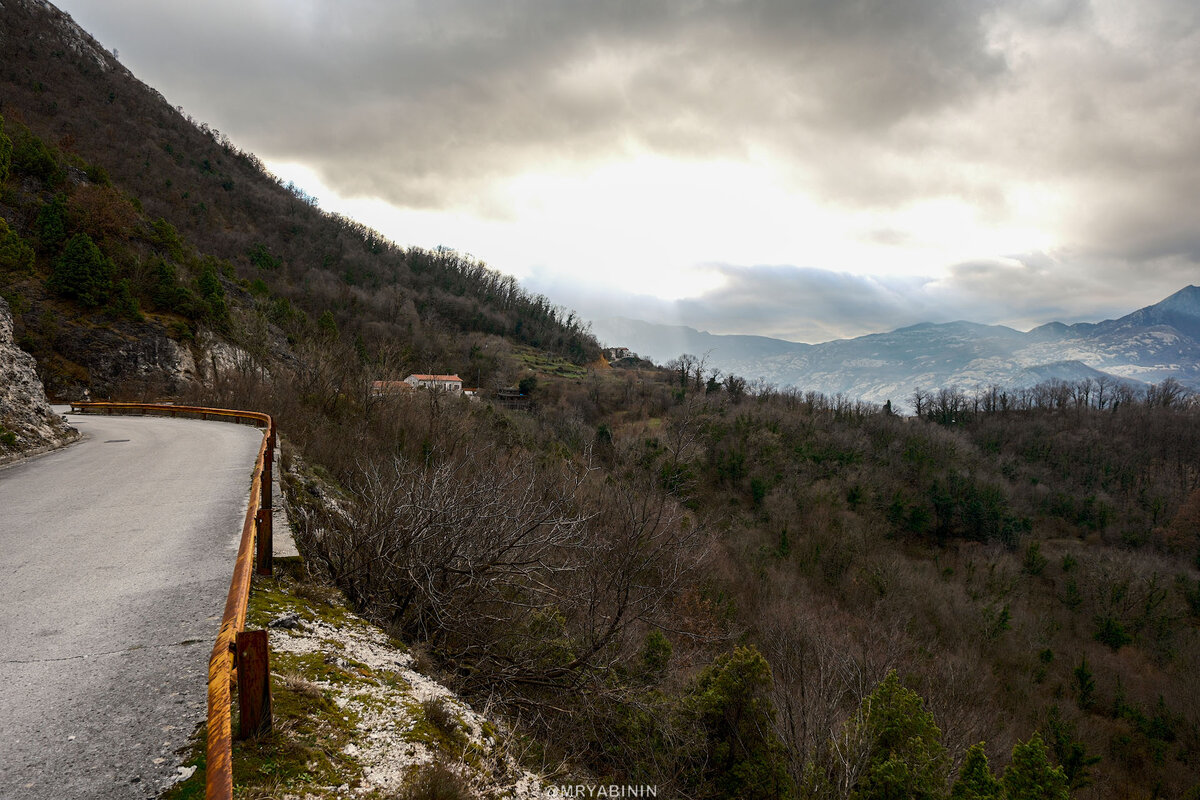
[{"left": 70, "top": 402, "right": 276, "bottom": 800}]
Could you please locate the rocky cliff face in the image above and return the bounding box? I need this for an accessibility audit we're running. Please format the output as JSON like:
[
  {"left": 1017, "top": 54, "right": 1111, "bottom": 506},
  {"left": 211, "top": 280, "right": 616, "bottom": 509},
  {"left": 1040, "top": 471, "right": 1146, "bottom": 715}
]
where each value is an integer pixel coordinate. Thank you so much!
[{"left": 0, "top": 297, "right": 78, "bottom": 463}]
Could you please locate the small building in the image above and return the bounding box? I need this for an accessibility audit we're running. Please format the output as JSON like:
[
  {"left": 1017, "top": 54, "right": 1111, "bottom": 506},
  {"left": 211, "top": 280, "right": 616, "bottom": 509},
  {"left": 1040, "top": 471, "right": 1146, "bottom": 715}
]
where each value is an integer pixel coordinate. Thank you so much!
[
  {"left": 404, "top": 374, "right": 463, "bottom": 394},
  {"left": 604, "top": 347, "right": 634, "bottom": 362},
  {"left": 495, "top": 387, "right": 530, "bottom": 410},
  {"left": 370, "top": 380, "right": 413, "bottom": 397}
]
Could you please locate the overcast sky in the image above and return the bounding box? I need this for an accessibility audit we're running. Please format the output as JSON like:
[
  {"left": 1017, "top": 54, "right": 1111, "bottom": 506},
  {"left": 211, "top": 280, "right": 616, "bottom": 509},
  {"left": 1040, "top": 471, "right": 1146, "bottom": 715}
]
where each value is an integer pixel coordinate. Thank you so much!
[{"left": 55, "top": 0, "right": 1200, "bottom": 342}]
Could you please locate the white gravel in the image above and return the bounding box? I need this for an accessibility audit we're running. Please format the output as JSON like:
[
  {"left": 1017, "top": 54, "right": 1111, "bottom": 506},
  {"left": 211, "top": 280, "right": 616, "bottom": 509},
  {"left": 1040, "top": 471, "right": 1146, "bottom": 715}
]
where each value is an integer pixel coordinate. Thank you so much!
[{"left": 269, "top": 612, "right": 557, "bottom": 798}]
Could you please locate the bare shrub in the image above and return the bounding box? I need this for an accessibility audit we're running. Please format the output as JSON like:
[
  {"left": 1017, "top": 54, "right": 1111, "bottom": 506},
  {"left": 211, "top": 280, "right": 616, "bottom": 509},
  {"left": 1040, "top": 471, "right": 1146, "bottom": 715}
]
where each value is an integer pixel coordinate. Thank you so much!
[
  {"left": 298, "top": 442, "right": 708, "bottom": 698},
  {"left": 391, "top": 759, "right": 477, "bottom": 800},
  {"left": 278, "top": 672, "right": 324, "bottom": 700},
  {"left": 421, "top": 697, "right": 466, "bottom": 747}
]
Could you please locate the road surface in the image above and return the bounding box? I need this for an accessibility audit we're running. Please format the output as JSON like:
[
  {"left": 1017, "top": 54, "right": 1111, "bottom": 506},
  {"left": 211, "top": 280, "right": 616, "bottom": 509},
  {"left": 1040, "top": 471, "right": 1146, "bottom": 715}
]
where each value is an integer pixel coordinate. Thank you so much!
[{"left": 0, "top": 410, "right": 263, "bottom": 799}]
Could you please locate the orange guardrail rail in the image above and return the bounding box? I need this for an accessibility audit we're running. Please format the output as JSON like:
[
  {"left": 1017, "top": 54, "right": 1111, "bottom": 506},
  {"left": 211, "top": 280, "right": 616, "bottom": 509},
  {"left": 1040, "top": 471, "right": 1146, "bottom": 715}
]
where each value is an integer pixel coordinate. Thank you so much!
[{"left": 70, "top": 402, "right": 276, "bottom": 800}]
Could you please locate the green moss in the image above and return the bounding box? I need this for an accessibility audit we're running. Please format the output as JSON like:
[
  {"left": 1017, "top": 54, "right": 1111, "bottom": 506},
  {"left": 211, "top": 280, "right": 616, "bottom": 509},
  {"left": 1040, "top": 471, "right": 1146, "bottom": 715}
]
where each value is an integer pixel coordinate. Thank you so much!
[
  {"left": 160, "top": 670, "right": 361, "bottom": 799},
  {"left": 169, "top": 560, "right": 510, "bottom": 798},
  {"left": 246, "top": 571, "right": 359, "bottom": 630}
]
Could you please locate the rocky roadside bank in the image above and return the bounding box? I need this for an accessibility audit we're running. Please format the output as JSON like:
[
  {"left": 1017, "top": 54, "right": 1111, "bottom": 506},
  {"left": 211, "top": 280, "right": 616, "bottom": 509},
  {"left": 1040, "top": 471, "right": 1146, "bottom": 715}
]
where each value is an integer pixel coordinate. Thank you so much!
[{"left": 0, "top": 297, "right": 78, "bottom": 465}]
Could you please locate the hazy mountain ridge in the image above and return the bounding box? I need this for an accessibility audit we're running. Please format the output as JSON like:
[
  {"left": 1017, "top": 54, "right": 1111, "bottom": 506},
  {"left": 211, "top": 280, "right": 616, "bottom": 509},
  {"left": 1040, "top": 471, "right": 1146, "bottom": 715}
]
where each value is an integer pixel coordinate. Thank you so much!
[{"left": 594, "top": 285, "right": 1200, "bottom": 405}]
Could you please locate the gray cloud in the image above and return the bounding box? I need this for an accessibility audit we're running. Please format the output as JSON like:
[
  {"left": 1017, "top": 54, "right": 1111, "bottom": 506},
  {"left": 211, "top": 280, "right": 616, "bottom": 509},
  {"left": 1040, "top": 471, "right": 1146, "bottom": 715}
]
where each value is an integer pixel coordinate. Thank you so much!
[
  {"left": 675, "top": 266, "right": 933, "bottom": 342},
  {"left": 57, "top": 0, "right": 1200, "bottom": 316},
  {"left": 62, "top": 1, "right": 1005, "bottom": 205},
  {"left": 534, "top": 257, "right": 1185, "bottom": 345}
]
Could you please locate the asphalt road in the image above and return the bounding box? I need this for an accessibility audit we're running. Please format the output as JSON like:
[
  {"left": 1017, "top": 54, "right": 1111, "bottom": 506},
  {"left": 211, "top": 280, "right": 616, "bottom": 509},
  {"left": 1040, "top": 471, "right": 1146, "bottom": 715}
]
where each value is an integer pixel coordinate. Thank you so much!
[{"left": 0, "top": 410, "right": 263, "bottom": 799}]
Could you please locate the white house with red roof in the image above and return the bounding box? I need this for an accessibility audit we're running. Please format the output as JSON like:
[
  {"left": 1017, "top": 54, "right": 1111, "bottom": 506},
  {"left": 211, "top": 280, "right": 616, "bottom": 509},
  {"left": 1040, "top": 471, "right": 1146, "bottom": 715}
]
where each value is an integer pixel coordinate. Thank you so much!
[{"left": 403, "top": 373, "right": 463, "bottom": 394}]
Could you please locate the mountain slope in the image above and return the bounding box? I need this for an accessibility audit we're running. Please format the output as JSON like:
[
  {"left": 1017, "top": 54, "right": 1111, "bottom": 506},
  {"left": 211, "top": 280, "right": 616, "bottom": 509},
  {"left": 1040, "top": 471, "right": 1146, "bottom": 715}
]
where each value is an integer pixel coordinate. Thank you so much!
[
  {"left": 594, "top": 285, "right": 1200, "bottom": 405},
  {"left": 0, "top": 0, "right": 597, "bottom": 400}
]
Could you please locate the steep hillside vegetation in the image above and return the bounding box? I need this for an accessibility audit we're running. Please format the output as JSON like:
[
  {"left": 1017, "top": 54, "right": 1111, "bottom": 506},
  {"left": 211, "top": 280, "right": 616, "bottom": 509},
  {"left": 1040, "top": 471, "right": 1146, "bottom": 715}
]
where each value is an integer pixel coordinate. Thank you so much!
[
  {"left": 191, "top": 334, "right": 1200, "bottom": 798},
  {"left": 0, "top": 0, "right": 597, "bottom": 399}
]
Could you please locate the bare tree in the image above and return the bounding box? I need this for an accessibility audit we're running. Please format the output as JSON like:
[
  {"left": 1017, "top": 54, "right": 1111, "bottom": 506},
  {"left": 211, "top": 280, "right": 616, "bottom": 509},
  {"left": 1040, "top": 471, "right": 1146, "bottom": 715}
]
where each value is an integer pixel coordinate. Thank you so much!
[{"left": 297, "top": 442, "right": 708, "bottom": 698}]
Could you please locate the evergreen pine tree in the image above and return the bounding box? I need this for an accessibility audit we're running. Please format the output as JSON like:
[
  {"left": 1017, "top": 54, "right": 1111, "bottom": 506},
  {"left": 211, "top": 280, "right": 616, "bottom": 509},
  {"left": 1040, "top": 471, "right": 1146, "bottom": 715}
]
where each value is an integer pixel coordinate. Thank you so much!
[
  {"left": 33, "top": 194, "right": 68, "bottom": 252},
  {"left": 0, "top": 218, "right": 35, "bottom": 274},
  {"left": 47, "top": 233, "right": 111, "bottom": 306},
  {"left": 689, "top": 646, "right": 795, "bottom": 800},
  {"left": 318, "top": 310, "right": 338, "bottom": 339},
  {"left": 850, "top": 670, "right": 950, "bottom": 800},
  {"left": 1072, "top": 657, "right": 1095, "bottom": 711},
  {"left": 951, "top": 743, "right": 1001, "bottom": 800},
  {"left": 1002, "top": 733, "right": 1069, "bottom": 800}
]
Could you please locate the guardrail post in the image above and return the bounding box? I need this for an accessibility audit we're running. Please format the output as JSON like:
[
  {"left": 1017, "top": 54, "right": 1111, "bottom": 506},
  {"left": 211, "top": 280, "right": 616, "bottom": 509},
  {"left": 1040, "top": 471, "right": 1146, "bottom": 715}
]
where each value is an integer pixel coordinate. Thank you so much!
[
  {"left": 235, "top": 630, "right": 272, "bottom": 739},
  {"left": 255, "top": 508, "right": 273, "bottom": 576},
  {"left": 262, "top": 440, "right": 273, "bottom": 513}
]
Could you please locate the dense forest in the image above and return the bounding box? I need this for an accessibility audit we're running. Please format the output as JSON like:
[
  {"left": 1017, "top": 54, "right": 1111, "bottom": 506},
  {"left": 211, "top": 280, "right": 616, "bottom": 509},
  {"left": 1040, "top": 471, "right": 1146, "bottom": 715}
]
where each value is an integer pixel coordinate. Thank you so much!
[{"left": 3, "top": 2, "right": 1200, "bottom": 798}]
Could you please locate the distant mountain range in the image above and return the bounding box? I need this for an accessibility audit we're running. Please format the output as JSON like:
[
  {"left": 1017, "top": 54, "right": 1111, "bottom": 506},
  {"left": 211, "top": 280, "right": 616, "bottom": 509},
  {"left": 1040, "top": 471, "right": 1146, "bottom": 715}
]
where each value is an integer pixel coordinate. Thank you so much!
[{"left": 593, "top": 285, "right": 1200, "bottom": 406}]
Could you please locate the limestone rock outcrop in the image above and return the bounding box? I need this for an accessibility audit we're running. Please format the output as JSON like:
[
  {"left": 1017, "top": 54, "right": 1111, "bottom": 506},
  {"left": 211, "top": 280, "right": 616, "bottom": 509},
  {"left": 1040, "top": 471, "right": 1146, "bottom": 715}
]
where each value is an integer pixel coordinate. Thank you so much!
[{"left": 0, "top": 297, "right": 78, "bottom": 463}]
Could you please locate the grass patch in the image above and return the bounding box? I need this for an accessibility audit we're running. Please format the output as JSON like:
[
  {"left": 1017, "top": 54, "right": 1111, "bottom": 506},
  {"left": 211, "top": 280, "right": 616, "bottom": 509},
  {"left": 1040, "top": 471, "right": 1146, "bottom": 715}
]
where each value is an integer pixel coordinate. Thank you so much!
[
  {"left": 246, "top": 562, "right": 360, "bottom": 630},
  {"left": 415, "top": 697, "right": 469, "bottom": 753},
  {"left": 160, "top": 667, "right": 358, "bottom": 799},
  {"left": 513, "top": 345, "right": 588, "bottom": 378},
  {"left": 166, "top": 568, "right": 375, "bottom": 799}
]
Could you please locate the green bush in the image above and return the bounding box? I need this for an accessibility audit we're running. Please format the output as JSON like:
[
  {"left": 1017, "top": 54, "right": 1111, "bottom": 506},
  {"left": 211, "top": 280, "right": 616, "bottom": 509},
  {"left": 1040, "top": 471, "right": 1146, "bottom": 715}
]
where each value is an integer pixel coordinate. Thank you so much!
[
  {"left": 11, "top": 129, "right": 62, "bottom": 184},
  {"left": 1022, "top": 541, "right": 1048, "bottom": 575},
  {"left": 0, "top": 218, "right": 35, "bottom": 274},
  {"left": 687, "top": 646, "right": 795, "bottom": 800},
  {"left": 168, "top": 319, "right": 194, "bottom": 341},
  {"left": 145, "top": 258, "right": 199, "bottom": 317},
  {"left": 0, "top": 113, "right": 12, "bottom": 183},
  {"left": 33, "top": 195, "right": 69, "bottom": 252},
  {"left": 1045, "top": 706, "right": 1101, "bottom": 789},
  {"left": 640, "top": 630, "right": 672, "bottom": 680},
  {"left": 195, "top": 259, "right": 230, "bottom": 329},
  {"left": 950, "top": 743, "right": 1000, "bottom": 800},
  {"left": 1093, "top": 615, "right": 1133, "bottom": 650},
  {"left": 268, "top": 296, "right": 299, "bottom": 326},
  {"left": 1073, "top": 657, "right": 1095, "bottom": 710},
  {"left": 849, "top": 670, "right": 950, "bottom": 800},
  {"left": 929, "top": 474, "right": 1025, "bottom": 546},
  {"left": 149, "top": 218, "right": 186, "bottom": 262},
  {"left": 108, "top": 278, "right": 143, "bottom": 321},
  {"left": 84, "top": 162, "right": 111, "bottom": 186},
  {"left": 47, "top": 233, "right": 112, "bottom": 306},
  {"left": 247, "top": 241, "right": 281, "bottom": 271},
  {"left": 317, "top": 309, "right": 338, "bottom": 339}
]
